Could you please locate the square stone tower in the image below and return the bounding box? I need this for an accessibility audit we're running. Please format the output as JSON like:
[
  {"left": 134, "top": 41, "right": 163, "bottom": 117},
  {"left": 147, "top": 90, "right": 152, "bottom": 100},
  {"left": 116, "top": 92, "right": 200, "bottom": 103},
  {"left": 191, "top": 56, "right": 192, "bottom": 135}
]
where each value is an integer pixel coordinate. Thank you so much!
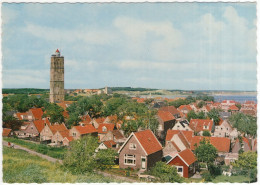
[{"left": 50, "top": 49, "right": 64, "bottom": 103}]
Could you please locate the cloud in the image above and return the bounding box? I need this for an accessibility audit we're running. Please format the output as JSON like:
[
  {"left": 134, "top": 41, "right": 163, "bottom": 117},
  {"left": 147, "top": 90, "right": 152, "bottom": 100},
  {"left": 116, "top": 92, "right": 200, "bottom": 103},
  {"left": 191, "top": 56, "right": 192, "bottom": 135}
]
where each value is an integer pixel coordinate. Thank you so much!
[
  {"left": 23, "top": 23, "right": 116, "bottom": 46},
  {"left": 114, "top": 17, "right": 183, "bottom": 61}
]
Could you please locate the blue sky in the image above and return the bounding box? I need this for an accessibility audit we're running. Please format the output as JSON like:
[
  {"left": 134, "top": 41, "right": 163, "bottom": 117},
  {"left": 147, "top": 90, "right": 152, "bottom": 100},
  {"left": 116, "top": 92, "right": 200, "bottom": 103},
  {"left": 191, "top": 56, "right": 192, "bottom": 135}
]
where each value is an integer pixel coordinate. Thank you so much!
[{"left": 1, "top": 3, "right": 256, "bottom": 91}]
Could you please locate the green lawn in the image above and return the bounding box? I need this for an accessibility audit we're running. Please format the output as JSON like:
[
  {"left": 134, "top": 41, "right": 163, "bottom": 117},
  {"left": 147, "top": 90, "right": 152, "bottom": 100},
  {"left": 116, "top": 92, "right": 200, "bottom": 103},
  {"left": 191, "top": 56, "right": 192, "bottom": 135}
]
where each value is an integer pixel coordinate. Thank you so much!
[
  {"left": 2, "top": 146, "right": 123, "bottom": 183},
  {"left": 212, "top": 175, "right": 251, "bottom": 183},
  {"left": 3, "top": 137, "right": 66, "bottom": 159}
]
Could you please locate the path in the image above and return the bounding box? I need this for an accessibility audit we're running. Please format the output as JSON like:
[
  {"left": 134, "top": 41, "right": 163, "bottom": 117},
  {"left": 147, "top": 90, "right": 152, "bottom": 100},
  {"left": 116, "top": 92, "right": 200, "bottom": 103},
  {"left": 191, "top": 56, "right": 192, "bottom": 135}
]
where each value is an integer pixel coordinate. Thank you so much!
[
  {"left": 3, "top": 141, "right": 138, "bottom": 183},
  {"left": 2, "top": 141, "right": 63, "bottom": 164}
]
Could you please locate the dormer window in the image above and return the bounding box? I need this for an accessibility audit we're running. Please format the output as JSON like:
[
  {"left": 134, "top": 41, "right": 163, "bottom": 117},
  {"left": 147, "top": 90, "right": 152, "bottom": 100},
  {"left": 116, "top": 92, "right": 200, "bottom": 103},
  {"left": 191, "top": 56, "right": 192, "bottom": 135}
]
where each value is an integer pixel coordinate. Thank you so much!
[
  {"left": 129, "top": 143, "right": 137, "bottom": 150},
  {"left": 204, "top": 125, "right": 208, "bottom": 129},
  {"left": 102, "top": 126, "right": 107, "bottom": 132}
]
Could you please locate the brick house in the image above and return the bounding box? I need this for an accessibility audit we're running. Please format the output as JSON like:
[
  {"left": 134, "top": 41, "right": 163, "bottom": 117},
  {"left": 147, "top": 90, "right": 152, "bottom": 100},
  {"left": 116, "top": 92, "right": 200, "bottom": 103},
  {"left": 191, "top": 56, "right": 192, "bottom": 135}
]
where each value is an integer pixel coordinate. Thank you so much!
[
  {"left": 101, "top": 130, "right": 126, "bottom": 148},
  {"left": 232, "top": 137, "right": 251, "bottom": 153},
  {"left": 52, "top": 130, "right": 70, "bottom": 145},
  {"left": 98, "top": 123, "right": 115, "bottom": 141},
  {"left": 23, "top": 119, "right": 48, "bottom": 137},
  {"left": 213, "top": 119, "right": 233, "bottom": 137},
  {"left": 172, "top": 119, "right": 192, "bottom": 131},
  {"left": 40, "top": 123, "right": 68, "bottom": 141},
  {"left": 163, "top": 130, "right": 193, "bottom": 156},
  {"left": 156, "top": 110, "right": 176, "bottom": 139},
  {"left": 159, "top": 106, "right": 181, "bottom": 119},
  {"left": 178, "top": 105, "right": 192, "bottom": 114},
  {"left": 69, "top": 124, "right": 98, "bottom": 140},
  {"left": 118, "top": 130, "right": 163, "bottom": 171},
  {"left": 27, "top": 108, "right": 44, "bottom": 121},
  {"left": 167, "top": 149, "right": 197, "bottom": 178},
  {"left": 189, "top": 119, "right": 214, "bottom": 135},
  {"left": 62, "top": 136, "right": 74, "bottom": 146}
]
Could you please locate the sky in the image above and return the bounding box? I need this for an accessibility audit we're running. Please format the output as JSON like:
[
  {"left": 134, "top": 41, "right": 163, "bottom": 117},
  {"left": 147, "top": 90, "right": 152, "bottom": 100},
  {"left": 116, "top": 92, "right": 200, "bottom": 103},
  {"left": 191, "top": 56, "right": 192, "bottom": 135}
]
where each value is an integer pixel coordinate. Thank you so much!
[{"left": 1, "top": 2, "right": 257, "bottom": 91}]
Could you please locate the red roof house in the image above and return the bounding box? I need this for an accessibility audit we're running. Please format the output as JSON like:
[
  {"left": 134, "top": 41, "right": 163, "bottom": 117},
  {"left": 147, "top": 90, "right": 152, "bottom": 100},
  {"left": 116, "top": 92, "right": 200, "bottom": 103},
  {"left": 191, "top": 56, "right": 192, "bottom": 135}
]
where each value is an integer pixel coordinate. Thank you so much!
[
  {"left": 118, "top": 130, "right": 163, "bottom": 170},
  {"left": 3, "top": 128, "right": 12, "bottom": 137},
  {"left": 167, "top": 149, "right": 197, "bottom": 178},
  {"left": 189, "top": 119, "right": 213, "bottom": 134}
]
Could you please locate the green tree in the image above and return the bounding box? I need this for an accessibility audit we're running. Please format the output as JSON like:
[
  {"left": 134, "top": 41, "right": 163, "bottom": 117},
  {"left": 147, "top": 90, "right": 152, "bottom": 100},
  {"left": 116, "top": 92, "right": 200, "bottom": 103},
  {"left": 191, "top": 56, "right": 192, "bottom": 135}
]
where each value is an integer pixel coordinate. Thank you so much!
[
  {"left": 95, "top": 149, "right": 118, "bottom": 170},
  {"left": 43, "top": 103, "right": 64, "bottom": 123},
  {"left": 187, "top": 110, "right": 197, "bottom": 121},
  {"left": 194, "top": 139, "right": 218, "bottom": 169},
  {"left": 232, "top": 151, "right": 257, "bottom": 182},
  {"left": 229, "top": 113, "right": 256, "bottom": 137},
  {"left": 207, "top": 108, "right": 220, "bottom": 125},
  {"left": 3, "top": 115, "right": 23, "bottom": 131},
  {"left": 63, "top": 136, "right": 99, "bottom": 174},
  {"left": 198, "top": 101, "right": 205, "bottom": 108},
  {"left": 202, "top": 130, "right": 211, "bottom": 136},
  {"left": 150, "top": 161, "right": 183, "bottom": 182}
]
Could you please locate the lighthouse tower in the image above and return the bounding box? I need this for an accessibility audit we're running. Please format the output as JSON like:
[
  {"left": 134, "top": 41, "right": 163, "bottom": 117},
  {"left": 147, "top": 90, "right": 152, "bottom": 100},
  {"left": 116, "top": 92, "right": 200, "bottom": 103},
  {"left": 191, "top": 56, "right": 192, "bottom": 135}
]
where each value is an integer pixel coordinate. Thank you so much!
[{"left": 50, "top": 49, "right": 64, "bottom": 103}]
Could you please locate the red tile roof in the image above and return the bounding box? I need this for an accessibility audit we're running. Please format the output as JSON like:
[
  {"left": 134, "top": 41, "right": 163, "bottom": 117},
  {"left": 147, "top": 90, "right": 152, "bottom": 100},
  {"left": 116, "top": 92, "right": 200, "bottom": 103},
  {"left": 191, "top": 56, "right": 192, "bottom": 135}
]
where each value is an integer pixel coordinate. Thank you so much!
[
  {"left": 178, "top": 148, "right": 197, "bottom": 166},
  {"left": 95, "top": 117, "right": 106, "bottom": 124},
  {"left": 157, "top": 110, "right": 175, "bottom": 122},
  {"left": 103, "top": 140, "right": 117, "bottom": 148},
  {"left": 49, "top": 123, "right": 68, "bottom": 134},
  {"left": 189, "top": 119, "right": 213, "bottom": 132},
  {"left": 63, "top": 136, "right": 74, "bottom": 142},
  {"left": 33, "top": 119, "right": 50, "bottom": 133},
  {"left": 178, "top": 105, "right": 192, "bottom": 111},
  {"left": 16, "top": 112, "right": 28, "bottom": 120},
  {"left": 171, "top": 141, "right": 181, "bottom": 152},
  {"left": 58, "top": 130, "right": 70, "bottom": 138},
  {"left": 134, "top": 130, "right": 162, "bottom": 155},
  {"left": 190, "top": 136, "right": 230, "bottom": 152},
  {"left": 98, "top": 124, "right": 115, "bottom": 134},
  {"left": 74, "top": 124, "right": 97, "bottom": 135},
  {"left": 30, "top": 108, "right": 43, "bottom": 120},
  {"left": 229, "top": 105, "right": 239, "bottom": 111},
  {"left": 3, "top": 128, "right": 12, "bottom": 137},
  {"left": 166, "top": 130, "right": 193, "bottom": 143},
  {"left": 159, "top": 106, "right": 180, "bottom": 117}
]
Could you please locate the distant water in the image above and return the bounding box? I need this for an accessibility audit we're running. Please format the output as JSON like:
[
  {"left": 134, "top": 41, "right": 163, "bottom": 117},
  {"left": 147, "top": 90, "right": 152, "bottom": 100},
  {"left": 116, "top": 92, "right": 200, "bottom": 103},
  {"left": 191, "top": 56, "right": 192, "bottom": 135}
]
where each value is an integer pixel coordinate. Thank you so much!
[{"left": 140, "top": 95, "right": 257, "bottom": 103}]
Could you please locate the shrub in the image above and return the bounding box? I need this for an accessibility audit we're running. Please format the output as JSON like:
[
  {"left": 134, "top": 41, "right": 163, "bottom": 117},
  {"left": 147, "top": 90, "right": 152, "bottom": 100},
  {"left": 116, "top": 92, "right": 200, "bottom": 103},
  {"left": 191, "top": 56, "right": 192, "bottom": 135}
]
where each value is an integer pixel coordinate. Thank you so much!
[
  {"left": 63, "top": 136, "right": 98, "bottom": 174},
  {"left": 202, "top": 171, "right": 213, "bottom": 182},
  {"left": 150, "top": 161, "right": 183, "bottom": 182}
]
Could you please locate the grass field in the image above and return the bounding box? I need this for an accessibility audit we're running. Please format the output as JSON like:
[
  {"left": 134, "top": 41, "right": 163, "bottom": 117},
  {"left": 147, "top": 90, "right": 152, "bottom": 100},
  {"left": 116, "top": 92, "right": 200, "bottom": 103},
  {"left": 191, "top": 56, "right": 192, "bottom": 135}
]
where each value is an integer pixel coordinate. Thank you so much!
[
  {"left": 212, "top": 175, "right": 251, "bottom": 183},
  {"left": 3, "top": 146, "right": 123, "bottom": 183},
  {"left": 4, "top": 137, "right": 66, "bottom": 159}
]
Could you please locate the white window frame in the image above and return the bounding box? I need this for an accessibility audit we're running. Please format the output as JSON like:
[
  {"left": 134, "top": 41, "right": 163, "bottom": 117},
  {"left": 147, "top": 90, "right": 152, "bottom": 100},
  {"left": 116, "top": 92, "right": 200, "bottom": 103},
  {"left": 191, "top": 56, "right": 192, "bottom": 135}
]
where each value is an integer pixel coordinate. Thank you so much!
[
  {"left": 102, "top": 126, "right": 107, "bottom": 132},
  {"left": 124, "top": 154, "right": 136, "bottom": 166},
  {"left": 129, "top": 143, "right": 137, "bottom": 150},
  {"left": 141, "top": 156, "right": 146, "bottom": 169},
  {"left": 176, "top": 166, "right": 184, "bottom": 177}
]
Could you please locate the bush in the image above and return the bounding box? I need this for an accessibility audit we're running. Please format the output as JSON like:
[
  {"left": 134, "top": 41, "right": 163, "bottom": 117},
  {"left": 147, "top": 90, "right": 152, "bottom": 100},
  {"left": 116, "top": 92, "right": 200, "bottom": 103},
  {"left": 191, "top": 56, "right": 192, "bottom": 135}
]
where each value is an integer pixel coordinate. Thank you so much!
[
  {"left": 202, "top": 171, "right": 213, "bottom": 182},
  {"left": 150, "top": 161, "right": 183, "bottom": 182},
  {"left": 208, "top": 164, "right": 222, "bottom": 176},
  {"left": 95, "top": 149, "right": 118, "bottom": 170},
  {"left": 63, "top": 136, "right": 98, "bottom": 174}
]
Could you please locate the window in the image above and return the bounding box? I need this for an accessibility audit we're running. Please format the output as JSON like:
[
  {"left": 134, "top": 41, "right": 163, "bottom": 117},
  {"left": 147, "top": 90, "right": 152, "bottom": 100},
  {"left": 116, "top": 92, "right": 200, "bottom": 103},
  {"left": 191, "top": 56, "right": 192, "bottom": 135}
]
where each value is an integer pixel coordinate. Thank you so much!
[
  {"left": 204, "top": 125, "right": 208, "bottom": 129},
  {"left": 102, "top": 126, "right": 107, "bottom": 132},
  {"left": 73, "top": 132, "right": 76, "bottom": 137},
  {"left": 177, "top": 167, "right": 183, "bottom": 172},
  {"left": 129, "top": 143, "right": 137, "bottom": 150},
  {"left": 124, "top": 154, "right": 136, "bottom": 165},
  {"left": 31, "top": 126, "right": 33, "bottom": 130},
  {"left": 226, "top": 128, "right": 228, "bottom": 130},
  {"left": 221, "top": 128, "right": 223, "bottom": 130}
]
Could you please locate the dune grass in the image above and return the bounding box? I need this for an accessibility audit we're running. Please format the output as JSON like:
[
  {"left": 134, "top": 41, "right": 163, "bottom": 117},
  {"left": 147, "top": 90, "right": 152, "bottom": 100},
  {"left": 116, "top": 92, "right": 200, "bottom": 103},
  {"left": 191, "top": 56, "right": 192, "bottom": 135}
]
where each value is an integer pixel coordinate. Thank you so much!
[
  {"left": 4, "top": 137, "right": 66, "bottom": 159},
  {"left": 3, "top": 146, "right": 123, "bottom": 183}
]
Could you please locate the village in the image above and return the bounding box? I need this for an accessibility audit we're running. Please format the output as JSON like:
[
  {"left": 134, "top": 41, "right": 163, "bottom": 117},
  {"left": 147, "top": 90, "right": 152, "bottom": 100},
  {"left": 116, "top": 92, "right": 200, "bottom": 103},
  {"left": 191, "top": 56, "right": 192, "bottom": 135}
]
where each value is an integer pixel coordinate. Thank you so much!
[
  {"left": 2, "top": 88, "right": 257, "bottom": 182},
  {"left": 2, "top": 49, "right": 257, "bottom": 183}
]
